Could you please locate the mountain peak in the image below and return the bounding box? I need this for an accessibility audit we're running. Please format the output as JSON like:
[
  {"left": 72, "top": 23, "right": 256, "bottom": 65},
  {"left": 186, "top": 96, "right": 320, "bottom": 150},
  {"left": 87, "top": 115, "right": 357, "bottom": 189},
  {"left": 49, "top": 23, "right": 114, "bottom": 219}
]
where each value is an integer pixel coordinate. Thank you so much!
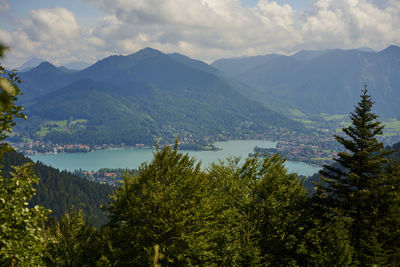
[
  {"left": 379, "top": 45, "right": 400, "bottom": 56},
  {"left": 35, "top": 61, "right": 58, "bottom": 71},
  {"left": 82, "top": 47, "right": 166, "bottom": 77},
  {"left": 132, "top": 47, "right": 164, "bottom": 57},
  {"left": 19, "top": 57, "right": 46, "bottom": 72}
]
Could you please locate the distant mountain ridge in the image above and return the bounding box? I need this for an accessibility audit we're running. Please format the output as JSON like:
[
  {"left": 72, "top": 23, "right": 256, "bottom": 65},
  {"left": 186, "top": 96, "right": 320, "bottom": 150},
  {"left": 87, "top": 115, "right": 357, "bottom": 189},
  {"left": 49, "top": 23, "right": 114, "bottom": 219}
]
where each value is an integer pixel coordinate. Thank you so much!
[
  {"left": 17, "top": 48, "right": 305, "bottom": 146},
  {"left": 64, "top": 61, "right": 91, "bottom": 70},
  {"left": 211, "top": 45, "right": 400, "bottom": 118},
  {"left": 18, "top": 57, "right": 46, "bottom": 72},
  {"left": 18, "top": 57, "right": 91, "bottom": 72}
]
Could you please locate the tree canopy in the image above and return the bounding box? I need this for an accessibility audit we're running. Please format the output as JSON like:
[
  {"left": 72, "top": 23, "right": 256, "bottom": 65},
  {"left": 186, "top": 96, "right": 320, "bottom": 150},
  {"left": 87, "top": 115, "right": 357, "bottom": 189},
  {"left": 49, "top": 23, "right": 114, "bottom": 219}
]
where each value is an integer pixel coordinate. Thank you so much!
[{"left": 315, "top": 86, "right": 400, "bottom": 265}]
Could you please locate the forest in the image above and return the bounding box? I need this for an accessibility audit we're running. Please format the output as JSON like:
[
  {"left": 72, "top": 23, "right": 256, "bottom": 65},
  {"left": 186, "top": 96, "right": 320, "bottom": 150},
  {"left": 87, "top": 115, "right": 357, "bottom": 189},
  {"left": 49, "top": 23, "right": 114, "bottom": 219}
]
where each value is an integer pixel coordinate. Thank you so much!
[
  {"left": 1, "top": 44, "right": 400, "bottom": 266},
  {"left": 1, "top": 151, "right": 113, "bottom": 226}
]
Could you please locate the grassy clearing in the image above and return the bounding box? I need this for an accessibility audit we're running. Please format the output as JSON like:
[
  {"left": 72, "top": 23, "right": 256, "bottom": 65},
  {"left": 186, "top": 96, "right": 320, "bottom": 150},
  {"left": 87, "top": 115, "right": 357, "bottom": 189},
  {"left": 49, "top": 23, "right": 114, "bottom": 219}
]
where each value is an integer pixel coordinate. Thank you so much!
[
  {"left": 289, "top": 108, "right": 307, "bottom": 118},
  {"left": 45, "top": 120, "right": 68, "bottom": 127},
  {"left": 320, "top": 113, "right": 347, "bottom": 121},
  {"left": 383, "top": 118, "right": 400, "bottom": 137},
  {"left": 336, "top": 121, "right": 351, "bottom": 132},
  {"left": 294, "top": 118, "right": 314, "bottom": 124},
  {"left": 36, "top": 127, "right": 50, "bottom": 137},
  {"left": 52, "top": 128, "right": 69, "bottom": 132},
  {"left": 335, "top": 118, "right": 400, "bottom": 136},
  {"left": 70, "top": 119, "right": 88, "bottom": 125}
]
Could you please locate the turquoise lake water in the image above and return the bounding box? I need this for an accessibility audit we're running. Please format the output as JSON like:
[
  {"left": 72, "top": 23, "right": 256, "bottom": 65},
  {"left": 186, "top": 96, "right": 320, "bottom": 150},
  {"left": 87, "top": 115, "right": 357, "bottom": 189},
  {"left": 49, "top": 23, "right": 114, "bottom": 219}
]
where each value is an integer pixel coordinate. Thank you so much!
[{"left": 29, "top": 140, "right": 321, "bottom": 177}]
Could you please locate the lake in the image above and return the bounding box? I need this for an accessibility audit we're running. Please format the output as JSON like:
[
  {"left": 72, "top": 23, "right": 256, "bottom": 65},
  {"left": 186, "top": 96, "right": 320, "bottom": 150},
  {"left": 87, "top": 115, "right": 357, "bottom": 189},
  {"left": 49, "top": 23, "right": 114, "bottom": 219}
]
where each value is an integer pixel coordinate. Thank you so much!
[{"left": 29, "top": 140, "right": 321, "bottom": 176}]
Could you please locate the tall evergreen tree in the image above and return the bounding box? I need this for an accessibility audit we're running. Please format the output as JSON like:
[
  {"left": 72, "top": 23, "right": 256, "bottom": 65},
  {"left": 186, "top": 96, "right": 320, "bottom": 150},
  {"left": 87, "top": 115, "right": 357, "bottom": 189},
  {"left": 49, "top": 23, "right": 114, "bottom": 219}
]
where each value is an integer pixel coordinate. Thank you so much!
[{"left": 315, "top": 86, "right": 400, "bottom": 265}]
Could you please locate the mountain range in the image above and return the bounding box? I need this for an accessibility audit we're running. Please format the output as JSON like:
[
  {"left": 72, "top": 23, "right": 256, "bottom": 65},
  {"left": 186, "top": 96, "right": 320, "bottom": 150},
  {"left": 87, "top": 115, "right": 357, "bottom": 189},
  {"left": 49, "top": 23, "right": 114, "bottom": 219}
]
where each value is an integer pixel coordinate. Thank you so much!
[
  {"left": 212, "top": 45, "right": 400, "bottom": 119},
  {"left": 18, "top": 57, "right": 90, "bottom": 72},
  {"left": 16, "top": 48, "right": 303, "bottom": 146},
  {"left": 18, "top": 57, "right": 46, "bottom": 72}
]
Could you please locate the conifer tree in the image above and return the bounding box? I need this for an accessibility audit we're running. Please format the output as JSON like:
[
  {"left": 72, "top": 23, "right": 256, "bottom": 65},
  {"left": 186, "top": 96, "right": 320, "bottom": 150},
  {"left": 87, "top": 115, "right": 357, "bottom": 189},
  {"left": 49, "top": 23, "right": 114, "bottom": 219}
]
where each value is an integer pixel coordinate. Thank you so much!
[{"left": 315, "top": 86, "right": 399, "bottom": 265}]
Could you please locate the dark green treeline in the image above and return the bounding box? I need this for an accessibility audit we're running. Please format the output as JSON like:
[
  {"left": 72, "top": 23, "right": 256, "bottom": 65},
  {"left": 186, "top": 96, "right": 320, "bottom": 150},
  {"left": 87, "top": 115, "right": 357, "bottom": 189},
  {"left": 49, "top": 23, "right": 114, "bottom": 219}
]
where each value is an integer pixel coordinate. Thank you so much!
[{"left": 1, "top": 151, "right": 113, "bottom": 226}]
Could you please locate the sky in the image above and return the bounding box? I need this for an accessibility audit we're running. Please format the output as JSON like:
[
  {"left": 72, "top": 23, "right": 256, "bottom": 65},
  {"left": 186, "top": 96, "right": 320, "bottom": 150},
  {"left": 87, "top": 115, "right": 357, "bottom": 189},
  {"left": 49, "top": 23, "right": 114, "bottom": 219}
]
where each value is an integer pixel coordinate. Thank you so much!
[{"left": 0, "top": 0, "right": 399, "bottom": 68}]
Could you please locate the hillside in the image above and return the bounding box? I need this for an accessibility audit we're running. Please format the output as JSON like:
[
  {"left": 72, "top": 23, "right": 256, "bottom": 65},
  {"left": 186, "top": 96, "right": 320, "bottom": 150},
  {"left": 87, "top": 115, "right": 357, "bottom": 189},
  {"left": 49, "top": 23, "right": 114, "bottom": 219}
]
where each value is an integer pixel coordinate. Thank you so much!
[
  {"left": 211, "top": 46, "right": 400, "bottom": 118},
  {"left": 19, "top": 62, "right": 75, "bottom": 102},
  {"left": 389, "top": 141, "right": 400, "bottom": 161},
  {"left": 1, "top": 151, "right": 113, "bottom": 226},
  {"left": 16, "top": 48, "right": 305, "bottom": 145}
]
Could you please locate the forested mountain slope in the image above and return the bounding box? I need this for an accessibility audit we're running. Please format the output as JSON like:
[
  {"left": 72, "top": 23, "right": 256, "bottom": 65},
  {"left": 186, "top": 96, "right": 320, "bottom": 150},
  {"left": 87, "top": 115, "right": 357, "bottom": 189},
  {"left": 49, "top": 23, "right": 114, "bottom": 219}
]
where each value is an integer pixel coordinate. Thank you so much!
[
  {"left": 1, "top": 151, "right": 113, "bottom": 226},
  {"left": 17, "top": 48, "right": 305, "bottom": 145},
  {"left": 212, "top": 46, "right": 400, "bottom": 118}
]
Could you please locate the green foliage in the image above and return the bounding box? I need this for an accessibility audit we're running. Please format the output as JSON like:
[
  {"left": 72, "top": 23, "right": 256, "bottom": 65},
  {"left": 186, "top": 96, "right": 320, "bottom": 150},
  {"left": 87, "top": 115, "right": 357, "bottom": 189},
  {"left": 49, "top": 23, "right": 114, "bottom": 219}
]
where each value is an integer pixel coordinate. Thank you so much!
[
  {"left": 1, "top": 151, "right": 114, "bottom": 226},
  {"left": 238, "top": 154, "right": 310, "bottom": 265},
  {"left": 27, "top": 82, "right": 157, "bottom": 145},
  {"left": 206, "top": 158, "right": 262, "bottom": 265},
  {"left": 389, "top": 141, "right": 400, "bottom": 160},
  {"left": 0, "top": 162, "right": 51, "bottom": 266},
  {"left": 0, "top": 46, "right": 51, "bottom": 266},
  {"left": 0, "top": 46, "right": 26, "bottom": 143},
  {"left": 103, "top": 144, "right": 313, "bottom": 265},
  {"left": 104, "top": 144, "right": 217, "bottom": 265},
  {"left": 301, "top": 216, "right": 354, "bottom": 266},
  {"left": 44, "top": 209, "right": 96, "bottom": 266},
  {"left": 314, "top": 87, "right": 400, "bottom": 265},
  {"left": 0, "top": 44, "right": 16, "bottom": 111}
]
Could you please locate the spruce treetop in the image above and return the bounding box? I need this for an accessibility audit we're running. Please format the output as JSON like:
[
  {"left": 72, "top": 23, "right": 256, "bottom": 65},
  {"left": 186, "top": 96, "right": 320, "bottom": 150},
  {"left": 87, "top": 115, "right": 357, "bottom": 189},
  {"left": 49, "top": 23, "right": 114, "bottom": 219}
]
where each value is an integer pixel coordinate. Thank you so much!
[{"left": 315, "top": 85, "right": 398, "bottom": 265}]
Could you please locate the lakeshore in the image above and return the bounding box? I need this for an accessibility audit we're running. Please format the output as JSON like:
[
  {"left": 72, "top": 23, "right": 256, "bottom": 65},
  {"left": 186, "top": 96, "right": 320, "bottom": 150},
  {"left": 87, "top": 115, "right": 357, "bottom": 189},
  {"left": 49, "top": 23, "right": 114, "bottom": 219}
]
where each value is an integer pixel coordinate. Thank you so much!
[{"left": 28, "top": 140, "right": 322, "bottom": 177}]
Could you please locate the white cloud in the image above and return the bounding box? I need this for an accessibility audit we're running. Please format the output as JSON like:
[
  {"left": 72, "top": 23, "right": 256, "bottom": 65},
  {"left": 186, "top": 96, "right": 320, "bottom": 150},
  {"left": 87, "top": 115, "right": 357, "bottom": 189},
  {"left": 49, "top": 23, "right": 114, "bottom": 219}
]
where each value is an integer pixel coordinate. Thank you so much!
[
  {"left": 0, "top": 0, "right": 10, "bottom": 13},
  {"left": 1, "top": 0, "right": 400, "bottom": 67},
  {"left": 1, "top": 8, "right": 111, "bottom": 68},
  {"left": 83, "top": 0, "right": 400, "bottom": 60},
  {"left": 300, "top": 0, "right": 400, "bottom": 49},
  {"left": 23, "top": 8, "right": 80, "bottom": 43},
  {"left": 84, "top": 0, "right": 306, "bottom": 59}
]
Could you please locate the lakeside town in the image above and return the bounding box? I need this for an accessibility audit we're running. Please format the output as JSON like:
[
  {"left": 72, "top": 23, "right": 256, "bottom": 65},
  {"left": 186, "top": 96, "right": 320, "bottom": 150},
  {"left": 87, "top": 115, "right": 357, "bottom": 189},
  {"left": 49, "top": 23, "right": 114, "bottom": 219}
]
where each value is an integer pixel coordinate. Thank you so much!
[
  {"left": 8, "top": 123, "right": 399, "bottom": 186},
  {"left": 73, "top": 168, "right": 135, "bottom": 187},
  {"left": 252, "top": 130, "right": 400, "bottom": 166},
  {"left": 10, "top": 141, "right": 153, "bottom": 155},
  {"left": 8, "top": 140, "right": 221, "bottom": 155}
]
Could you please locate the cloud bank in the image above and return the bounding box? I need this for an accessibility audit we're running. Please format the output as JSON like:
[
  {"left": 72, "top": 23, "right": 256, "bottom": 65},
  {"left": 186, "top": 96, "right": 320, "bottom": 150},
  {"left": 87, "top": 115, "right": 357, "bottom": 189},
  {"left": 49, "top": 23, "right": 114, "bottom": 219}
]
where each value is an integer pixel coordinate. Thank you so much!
[{"left": 1, "top": 0, "right": 399, "bottom": 67}]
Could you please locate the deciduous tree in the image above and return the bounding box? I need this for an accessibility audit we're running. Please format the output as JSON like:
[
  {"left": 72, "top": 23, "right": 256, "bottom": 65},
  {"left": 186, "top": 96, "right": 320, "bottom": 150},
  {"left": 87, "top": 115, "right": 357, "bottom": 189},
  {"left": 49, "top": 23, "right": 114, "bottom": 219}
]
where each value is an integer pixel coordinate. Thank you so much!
[{"left": 0, "top": 44, "right": 50, "bottom": 266}]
